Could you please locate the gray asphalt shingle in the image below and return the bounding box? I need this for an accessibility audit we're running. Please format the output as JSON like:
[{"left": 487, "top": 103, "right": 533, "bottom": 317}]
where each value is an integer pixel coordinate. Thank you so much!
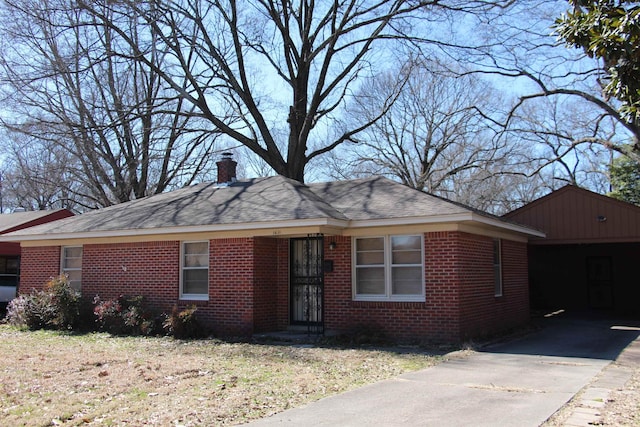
[{"left": 5, "top": 176, "right": 478, "bottom": 237}]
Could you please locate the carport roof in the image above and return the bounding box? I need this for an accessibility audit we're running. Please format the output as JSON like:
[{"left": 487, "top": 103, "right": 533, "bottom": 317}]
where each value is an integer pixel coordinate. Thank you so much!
[{"left": 504, "top": 185, "right": 640, "bottom": 244}]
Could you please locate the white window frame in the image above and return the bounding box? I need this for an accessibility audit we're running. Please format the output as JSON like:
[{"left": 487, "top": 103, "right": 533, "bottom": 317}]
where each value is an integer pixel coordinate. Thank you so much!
[
  {"left": 352, "top": 234, "right": 425, "bottom": 302},
  {"left": 180, "top": 240, "right": 210, "bottom": 301},
  {"left": 493, "top": 238, "right": 503, "bottom": 297},
  {"left": 61, "top": 246, "right": 82, "bottom": 292}
]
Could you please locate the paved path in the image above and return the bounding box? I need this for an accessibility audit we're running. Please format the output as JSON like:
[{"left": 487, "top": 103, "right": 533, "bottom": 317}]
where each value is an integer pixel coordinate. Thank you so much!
[{"left": 247, "top": 315, "right": 640, "bottom": 427}]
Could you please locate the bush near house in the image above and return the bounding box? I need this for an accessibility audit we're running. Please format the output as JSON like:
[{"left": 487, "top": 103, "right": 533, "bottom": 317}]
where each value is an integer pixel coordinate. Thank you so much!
[
  {"left": 6, "top": 275, "right": 81, "bottom": 330},
  {"left": 7, "top": 275, "right": 203, "bottom": 338},
  {"left": 162, "top": 305, "right": 203, "bottom": 339},
  {"left": 93, "top": 295, "right": 160, "bottom": 336}
]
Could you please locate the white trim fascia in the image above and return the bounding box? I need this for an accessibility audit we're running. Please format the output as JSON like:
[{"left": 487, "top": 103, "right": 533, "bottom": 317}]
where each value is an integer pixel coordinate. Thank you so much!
[
  {"left": 469, "top": 213, "right": 546, "bottom": 238},
  {"left": 0, "top": 218, "right": 350, "bottom": 242},
  {"left": 347, "top": 213, "right": 474, "bottom": 228},
  {"left": 349, "top": 213, "right": 544, "bottom": 238}
]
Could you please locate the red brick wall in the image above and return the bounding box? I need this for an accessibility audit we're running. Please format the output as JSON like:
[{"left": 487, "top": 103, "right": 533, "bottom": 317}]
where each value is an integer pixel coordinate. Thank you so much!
[
  {"left": 323, "top": 232, "right": 529, "bottom": 343},
  {"left": 323, "top": 235, "right": 352, "bottom": 330},
  {"left": 207, "top": 238, "right": 255, "bottom": 336},
  {"left": 18, "top": 231, "right": 529, "bottom": 343},
  {"left": 19, "top": 246, "right": 61, "bottom": 293},
  {"left": 456, "top": 235, "right": 527, "bottom": 340},
  {"left": 19, "top": 239, "right": 271, "bottom": 337},
  {"left": 423, "top": 232, "right": 462, "bottom": 341},
  {"left": 323, "top": 233, "right": 462, "bottom": 343},
  {"left": 83, "top": 241, "right": 180, "bottom": 313},
  {"left": 501, "top": 239, "right": 530, "bottom": 324},
  {"left": 275, "top": 239, "right": 289, "bottom": 329},
  {"left": 253, "top": 237, "right": 279, "bottom": 332}
]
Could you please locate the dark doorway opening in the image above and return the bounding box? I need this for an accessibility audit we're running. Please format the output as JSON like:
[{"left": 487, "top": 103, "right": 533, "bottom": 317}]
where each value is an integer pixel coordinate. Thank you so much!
[
  {"left": 290, "top": 235, "right": 324, "bottom": 334},
  {"left": 587, "top": 256, "right": 614, "bottom": 309}
]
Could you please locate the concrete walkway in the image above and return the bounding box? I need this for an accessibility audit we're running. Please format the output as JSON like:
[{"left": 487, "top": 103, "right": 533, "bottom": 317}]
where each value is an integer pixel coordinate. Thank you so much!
[
  {"left": 247, "top": 314, "right": 640, "bottom": 427},
  {"left": 561, "top": 324, "right": 640, "bottom": 426}
]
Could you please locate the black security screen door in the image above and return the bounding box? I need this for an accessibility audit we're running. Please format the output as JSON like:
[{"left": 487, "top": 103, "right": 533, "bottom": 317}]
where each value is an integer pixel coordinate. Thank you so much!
[{"left": 290, "top": 235, "right": 324, "bottom": 334}]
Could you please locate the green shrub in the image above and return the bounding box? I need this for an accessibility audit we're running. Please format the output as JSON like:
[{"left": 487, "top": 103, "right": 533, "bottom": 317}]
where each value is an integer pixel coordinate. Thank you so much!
[
  {"left": 163, "top": 305, "right": 202, "bottom": 339},
  {"left": 6, "top": 275, "right": 80, "bottom": 330}
]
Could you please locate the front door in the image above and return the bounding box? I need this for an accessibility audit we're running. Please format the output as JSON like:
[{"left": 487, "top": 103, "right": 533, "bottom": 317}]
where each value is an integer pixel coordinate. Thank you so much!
[{"left": 290, "top": 236, "right": 324, "bottom": 333}]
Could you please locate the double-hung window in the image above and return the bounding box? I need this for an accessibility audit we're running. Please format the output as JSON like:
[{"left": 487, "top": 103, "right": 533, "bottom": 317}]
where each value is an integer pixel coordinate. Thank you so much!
[
  {"left": 61, "top": 246, "right": 82, "bottom": 292},
  {"left": 354, "top": 235, "right": 424, "bottom": 301},
  {"left": 180, "top": 241, "right": 209, "bottom": 300},
  {"left": 493, "top": 238, "right": 503, "bottom": 297}
]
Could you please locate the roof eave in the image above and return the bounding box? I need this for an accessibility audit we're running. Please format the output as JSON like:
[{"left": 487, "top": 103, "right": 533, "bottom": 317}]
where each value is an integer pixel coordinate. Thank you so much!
[
  {"left": 349, "top": 213, "right": 545, "bottom": 238},
  {"left": 469, "top": 213, "right": 546, "bottom": 238},
  {"left": 0, "top": 217, "right": 350, "bottom": 242},
  {"left": 1, "top": 213, "right": 545, "bottom": 243}
]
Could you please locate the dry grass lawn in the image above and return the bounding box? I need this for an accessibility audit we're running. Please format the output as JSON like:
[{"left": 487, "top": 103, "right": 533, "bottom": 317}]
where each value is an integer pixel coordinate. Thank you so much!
[{"left": 0, "top": 325, "right": 439, "bottom": 426}]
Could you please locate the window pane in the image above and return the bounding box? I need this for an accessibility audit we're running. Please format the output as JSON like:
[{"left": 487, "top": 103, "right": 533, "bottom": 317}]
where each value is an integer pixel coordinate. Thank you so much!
[
  {"left": 184, "top": 253, "right": 208, "bottom": 268},
  {"left": 391, "top": 235, "right": 422, "bottom": 264},
  {"left": 66, "top": 270, "right": 82, "bottom": 292},
  {"left": 357, "top": 251, "right": 384, "bottom": 265},
  {"left": 392, "top": 267, "right": 422, "bottom": 295},
  {"left": 356, "top": 237, "right": 384, "bottom": 251},
  {"left": 63, "top": 247, "right": 82, "bottom": 269},
  {"left": 185, "top": 241, "right": 208, "bottom": 255},
  {"left": 65, "top": 257, "right": 82, "bottom": 269},
  {"left": 392, "top": 250, "right": 422, "bottom": 264},
  {"left": 183, "top": 269, "right": 208, "bottom": 295},
  {"left": 6, "top": 258, "right": 19, "bottom": 274},
  {"left": 356, "top": 267, "right": 385, "bottom": 294},
  {"left": 64, "top": 247, "right": 83, "bottom": 259},
  {"left": 184, "top": 242, "right": 209, "bottom": 267},
  {"left": 493, "top": 239, "right": 501, "bottom": 265},
  {"left": 391, "top": 235, "right": 421, "bottom": 250}
]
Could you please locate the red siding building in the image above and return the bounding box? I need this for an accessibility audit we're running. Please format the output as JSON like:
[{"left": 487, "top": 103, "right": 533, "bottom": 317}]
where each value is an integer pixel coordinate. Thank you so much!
[{"left": 0, "top": 209, "right": 74, "bottom": 303}]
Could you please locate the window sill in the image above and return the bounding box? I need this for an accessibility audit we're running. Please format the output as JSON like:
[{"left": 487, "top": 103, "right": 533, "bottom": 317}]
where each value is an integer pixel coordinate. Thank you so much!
[
  {"left": 353, "top": 296, "right": 425, "bottom": 303},
  {"left": 180, "top": 295, "right": 209, "bottom": 302}
]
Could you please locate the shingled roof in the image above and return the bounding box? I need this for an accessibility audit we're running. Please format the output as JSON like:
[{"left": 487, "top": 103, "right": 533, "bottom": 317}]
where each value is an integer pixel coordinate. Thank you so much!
[{"left": 2, "top": 176, "right": 541, "bottom": 240}]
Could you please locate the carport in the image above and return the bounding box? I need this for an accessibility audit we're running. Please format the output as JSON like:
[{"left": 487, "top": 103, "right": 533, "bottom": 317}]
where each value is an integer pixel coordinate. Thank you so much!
[{"left": 504, "top": 185, "right": 640, "bottom": 315}]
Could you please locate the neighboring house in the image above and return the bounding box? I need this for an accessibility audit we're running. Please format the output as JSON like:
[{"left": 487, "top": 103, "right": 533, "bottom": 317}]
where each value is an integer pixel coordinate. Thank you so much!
[
  {"left": 504, "top": 185, "right": 640, "bottom": 315},
  {"left": 0, "top": 209, "right": 74, "bottom": 304},
  {"left": 2, "top": 155, "right": 542, "bottom": 342}
]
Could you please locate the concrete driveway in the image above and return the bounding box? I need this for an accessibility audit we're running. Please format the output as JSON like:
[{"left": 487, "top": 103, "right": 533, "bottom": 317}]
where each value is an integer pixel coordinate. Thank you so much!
[{"left": 247, "top": 313, "right": 640, "bottom": 426}]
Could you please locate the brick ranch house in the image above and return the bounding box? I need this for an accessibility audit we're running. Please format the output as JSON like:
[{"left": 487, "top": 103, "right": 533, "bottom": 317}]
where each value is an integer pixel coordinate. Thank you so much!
[{"left": 2, "top": 156, "right": 543, "bottom": 343}]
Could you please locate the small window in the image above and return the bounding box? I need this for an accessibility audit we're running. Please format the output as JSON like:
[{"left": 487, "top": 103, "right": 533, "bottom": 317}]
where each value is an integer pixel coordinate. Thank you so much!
[
  {"left": 61, "top": 246, "right": 82, "bottom": 292},
  {"left": 181, "top": 241, "right": 209, "bottom": 300},
  {"left": 354, "top": 235, "right": 424, "bottom": 301},
  {"left": 493, "top": 239, "right": 502, "bottom": 297}
]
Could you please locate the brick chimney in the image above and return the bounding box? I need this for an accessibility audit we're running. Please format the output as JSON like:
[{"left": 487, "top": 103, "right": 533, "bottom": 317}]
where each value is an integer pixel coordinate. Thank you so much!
[{"left": 216, "top": 152, "right": 237, "bottom": 185}]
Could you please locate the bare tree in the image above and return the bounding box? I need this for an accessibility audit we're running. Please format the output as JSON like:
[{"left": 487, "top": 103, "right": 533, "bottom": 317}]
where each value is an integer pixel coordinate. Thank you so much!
[
  {"left": 322, "top": 58, "right": 539, "bottom": 212},
  {"left": 466, "top": 0, "right": 639, "bottom": 163},
  {"left": 0, "top": 0, "right": 222, "bottom": 207},
  {"left": 70, "top": 0, "right": 518, "bottom": 183},
  {"left": 0, "top": 131, "right": 81, "bottom": 211},
  {"left": 504, "top": 95, "right": 613, "bottom": 191}
]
